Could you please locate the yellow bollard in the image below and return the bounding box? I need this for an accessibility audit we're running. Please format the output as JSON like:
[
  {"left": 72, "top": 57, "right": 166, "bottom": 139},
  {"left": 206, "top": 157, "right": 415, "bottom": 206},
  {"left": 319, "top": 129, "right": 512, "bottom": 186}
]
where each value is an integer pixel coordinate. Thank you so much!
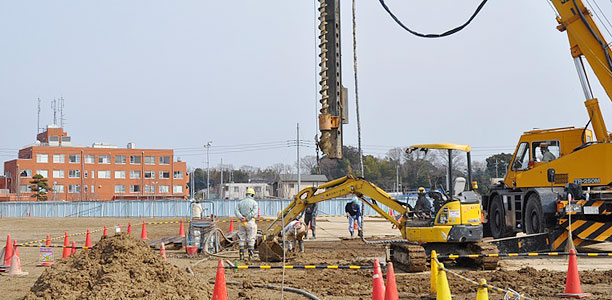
[
  {"left": 476, "top": 279, "right": 489, "bottom": 300},
  {"left": 436, "top": 263, "right": 452, "bottom": 300},
  {"left": 431, "top": 250, "right": 438, "bottom": 299}
]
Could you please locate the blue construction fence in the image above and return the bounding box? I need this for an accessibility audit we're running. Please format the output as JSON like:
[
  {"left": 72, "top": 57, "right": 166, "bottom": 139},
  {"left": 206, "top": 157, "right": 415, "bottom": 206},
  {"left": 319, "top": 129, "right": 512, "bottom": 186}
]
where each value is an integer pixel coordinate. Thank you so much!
[{"left": 0, "top": 198, "right": 407, "bottom": 218}]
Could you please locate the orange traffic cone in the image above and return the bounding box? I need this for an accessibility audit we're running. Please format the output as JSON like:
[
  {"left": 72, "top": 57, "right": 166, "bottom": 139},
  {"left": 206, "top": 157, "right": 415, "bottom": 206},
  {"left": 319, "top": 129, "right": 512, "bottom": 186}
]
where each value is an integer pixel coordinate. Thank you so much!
[
  {"left": 384, "top": 262, "right": 398, "bottom": 300},
  {"left": 212, "top": 260, "right": 228, "bottom": 300},
  {"left": 558, "top": 249, "right": 591, "bottom": 298},
  {"left": 257, "top": 207, "right": 261, "bottom": 219},
  {"left": 45, "top": 234, "right": 51, "bottom": 247},
  {"left": 103, "top": 225, "right": 108, "bottom": 236},
  {"left": 141, "top": 221, "right": 148, "bottom": 240},
  {"left": 6, "top": 244, "right": 27, "bottom": 275},
  {"left": 228, "top": 219, "right": 234, "bottom": 233},
  {"left": 2, "top": 234, "right": 13, "bottom": 267},
  {"left": 127, "top": 223, "right": 132, "bottom": 234},
  {"left": 179, "top": 220, "right": 185, "bottom": 237},
  {"left": 85, "top": 229, "right": 92, "bottom": 248},
  {"left": 160, "top": 243, "right": 167, "bottom": 261},
  {"left": 62, "top": 232, "right": 71, "bottom": 259},
  {"left": 71, "top": 242, "right": 77, "bottom": 255},
  {"left": 372, "top": 258, "right": 385, "bottom": 300}
]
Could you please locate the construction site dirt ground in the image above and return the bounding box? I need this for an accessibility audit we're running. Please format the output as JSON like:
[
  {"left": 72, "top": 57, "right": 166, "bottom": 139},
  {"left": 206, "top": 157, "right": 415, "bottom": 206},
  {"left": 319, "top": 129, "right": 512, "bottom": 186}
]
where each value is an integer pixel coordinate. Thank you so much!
[{"left": 3, "top": 216, "right": 612, "bottom": 299}]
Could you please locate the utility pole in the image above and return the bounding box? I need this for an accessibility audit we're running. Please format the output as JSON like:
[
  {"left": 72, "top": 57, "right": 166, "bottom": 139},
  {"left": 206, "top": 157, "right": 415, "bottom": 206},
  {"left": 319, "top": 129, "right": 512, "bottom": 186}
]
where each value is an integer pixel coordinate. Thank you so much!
[
  {"left": 396, "top": 164, "right": 400, "bottom": 193},
  {"left": 205, "top": 141, "right": 212, "bottom": 199},
  {"left": 495, "top": 159, "right": 499, "bottom": 178},
  {"left": 297, "top": 123, "right": 301, "bottom": 192},
  {"left": 220, "top": 158, "right": 224, "bottom": 200}
]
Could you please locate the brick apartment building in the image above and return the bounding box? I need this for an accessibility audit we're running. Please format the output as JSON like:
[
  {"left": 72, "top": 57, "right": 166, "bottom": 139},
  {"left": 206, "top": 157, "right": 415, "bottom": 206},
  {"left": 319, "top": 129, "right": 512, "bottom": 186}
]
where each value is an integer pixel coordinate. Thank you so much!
[{"left": 2, "top": 126, "right": 189, "bottom": 201}]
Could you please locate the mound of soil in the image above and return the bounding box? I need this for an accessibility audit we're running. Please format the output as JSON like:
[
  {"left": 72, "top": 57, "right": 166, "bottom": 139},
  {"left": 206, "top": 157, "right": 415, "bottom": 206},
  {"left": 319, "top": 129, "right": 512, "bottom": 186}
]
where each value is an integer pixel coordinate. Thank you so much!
[{"left": 24, "top": 233, "right": 211, "bottom": 300}]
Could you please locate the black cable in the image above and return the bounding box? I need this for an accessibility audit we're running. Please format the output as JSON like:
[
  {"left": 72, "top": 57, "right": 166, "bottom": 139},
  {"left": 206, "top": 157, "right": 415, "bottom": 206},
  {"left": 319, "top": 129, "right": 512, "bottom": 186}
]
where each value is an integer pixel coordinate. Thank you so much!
[
  {"left": 573, "top": 0, "right": 612, "bottom": 72},
  {"left": 378, "top": 0, "right": 489, "bottom": 38}
]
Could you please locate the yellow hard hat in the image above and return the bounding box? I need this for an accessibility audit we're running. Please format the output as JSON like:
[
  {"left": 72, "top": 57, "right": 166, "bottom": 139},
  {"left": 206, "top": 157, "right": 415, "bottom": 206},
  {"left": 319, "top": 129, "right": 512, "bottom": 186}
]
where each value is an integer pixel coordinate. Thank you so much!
[
  {"left": 246, "top": 187, "right": 255, "bottom": 196},
  {"left": 418, "top": 187, "right": 425, "bottom": 193}
]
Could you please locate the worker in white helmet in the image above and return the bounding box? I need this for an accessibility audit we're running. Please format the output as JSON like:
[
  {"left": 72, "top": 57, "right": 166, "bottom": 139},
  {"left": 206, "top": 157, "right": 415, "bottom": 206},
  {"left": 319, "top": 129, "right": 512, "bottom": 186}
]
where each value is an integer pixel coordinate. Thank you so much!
[{"left": 235, "top": 187, "right": 258, "bottom": 260}]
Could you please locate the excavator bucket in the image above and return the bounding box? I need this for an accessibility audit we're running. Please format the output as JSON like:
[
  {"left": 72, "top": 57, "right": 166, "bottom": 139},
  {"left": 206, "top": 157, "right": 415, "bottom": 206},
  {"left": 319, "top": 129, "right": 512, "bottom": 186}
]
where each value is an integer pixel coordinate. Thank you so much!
[{"left": 258, "top": 240, "right": 284, "bottom": 262}]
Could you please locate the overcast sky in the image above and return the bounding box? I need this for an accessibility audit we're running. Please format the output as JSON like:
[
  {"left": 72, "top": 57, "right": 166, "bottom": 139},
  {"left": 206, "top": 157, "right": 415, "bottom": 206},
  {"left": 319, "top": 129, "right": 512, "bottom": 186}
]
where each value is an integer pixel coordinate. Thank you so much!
[{"left": 2, "top": 0, "right": 612, "bottom": 174}]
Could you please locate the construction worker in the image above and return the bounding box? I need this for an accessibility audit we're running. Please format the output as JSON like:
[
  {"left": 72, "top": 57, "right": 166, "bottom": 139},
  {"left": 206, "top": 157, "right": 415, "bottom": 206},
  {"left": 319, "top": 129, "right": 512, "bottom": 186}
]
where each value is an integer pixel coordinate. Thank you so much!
[
  {"left": 235, "top": 187, "right": 258, "bottom": 260},
  {"left": 540, "top": 143, "right": 556, "bottom": 162},
  {"left": 414, "top": 187, "right": 432, "bottom": 216},
  {"left": 345, "top": 197, "right": 362, "bottom": 238},
  {"left": 304, "top": 203, "right": 317, "bottom": 239},
  {"left": 281, "top": 219, "right": 307, "bottom": 252}
]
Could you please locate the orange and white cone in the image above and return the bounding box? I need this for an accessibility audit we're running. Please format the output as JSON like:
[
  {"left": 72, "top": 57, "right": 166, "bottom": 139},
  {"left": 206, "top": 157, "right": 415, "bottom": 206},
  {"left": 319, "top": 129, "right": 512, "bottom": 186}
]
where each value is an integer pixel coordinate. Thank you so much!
[
  {"left": 71, "top": 242, "right": 77, "bottom": 256},
  {"left": 45, "top": 234, "right": 51, "bottom": 247},
  {"left": 228, "top": 219, "right": 234, "bottom": 233},
  {"left": 384, "top": 262, "right": 398, "bottom": 300},
  {"left": 212, "top": 260, "right": 228, "bottom": 300},
  {"left": 558, "top": 249, "right": 591, "bottom": 298},
  {"left": 2, "top": 234, "right": 13, "bottom": 267},
  {"left": 372, "top": 258, "right": 385, "bottom": 300},
  {"left": 127, "top": 223, "right": 132, "bottom": 234},
  {"left": 103, "top": 225, "right": 108, "bottom": 236},
  {"left": 160, "top": 243, "right": 167, "bottom": 261},
  {"left": 62, "top": 232, "right": 71, "bottom": 259},
  {"left": 85, "top": 229, "right": 92, "bottom": 249},
  {"left": 141, "top": 221, "right": 148, "bottom": 240},
  {"left": 6, "top": 244, "right": 27, "bottom": 276},
  {"left": 179, "top": 220, "right": 185, "bottom": 237}
]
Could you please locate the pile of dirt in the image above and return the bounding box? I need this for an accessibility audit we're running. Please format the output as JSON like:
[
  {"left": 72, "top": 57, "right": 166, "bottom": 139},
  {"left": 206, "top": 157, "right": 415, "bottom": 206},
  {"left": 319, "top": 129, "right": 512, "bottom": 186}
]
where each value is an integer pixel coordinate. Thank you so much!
[{"left": 24, "top": 233, "right": 212, "bottom": 300}]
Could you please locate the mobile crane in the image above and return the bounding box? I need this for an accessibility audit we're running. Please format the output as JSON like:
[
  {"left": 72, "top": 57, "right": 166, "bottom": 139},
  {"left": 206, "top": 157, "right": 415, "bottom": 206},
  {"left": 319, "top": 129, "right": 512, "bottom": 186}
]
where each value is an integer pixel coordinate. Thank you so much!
[
  {"left": 258, "top": 144, "right": 498, "bottom": 271},
  {"left": 483, "top": 0, "right": 612, "bottom": 251}
]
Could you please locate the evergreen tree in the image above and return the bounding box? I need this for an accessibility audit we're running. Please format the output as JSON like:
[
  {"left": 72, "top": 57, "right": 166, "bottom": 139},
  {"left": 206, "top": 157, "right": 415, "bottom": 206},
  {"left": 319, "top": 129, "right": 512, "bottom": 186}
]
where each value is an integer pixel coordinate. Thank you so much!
[{"left": 30, "top": 174, "right": 49, "bottom": 201}]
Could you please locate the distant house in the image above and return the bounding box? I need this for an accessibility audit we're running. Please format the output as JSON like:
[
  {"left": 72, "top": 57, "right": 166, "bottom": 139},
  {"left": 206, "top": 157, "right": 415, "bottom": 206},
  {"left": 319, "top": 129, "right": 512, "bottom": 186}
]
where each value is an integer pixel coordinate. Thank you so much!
[
  {"left": 274, "top": 174, "right": 328, "bottom": 199},
  {"left": 221, "top": 182, "right": 271, "bottom": 200}
]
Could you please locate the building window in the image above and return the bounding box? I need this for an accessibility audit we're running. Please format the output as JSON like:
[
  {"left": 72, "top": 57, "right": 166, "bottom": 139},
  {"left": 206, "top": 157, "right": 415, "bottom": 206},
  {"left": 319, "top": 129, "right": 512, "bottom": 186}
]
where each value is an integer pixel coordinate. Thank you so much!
[
  {"left": 69, "top": 154, "right": 80, "bottom": 163},
  {"left": 69, "top": 170, "right": 81, "bottom": 178},
  {"left": 159, "top": 156, "right": 170, "bottom": 165},
  {"left": 144, "top": 156, "right": 155, "bottom": 165},
  {"left": 115, "top": 155, "right": 126, "bottom": 164},
  {"left": 84, "top": 170, "right": 88, "bottom": 178},
  {"left": 130, "top": 155, "right": 141, "bottom": 164},
  {"left": 36, "top": 170, "right": 49, "bottom": 178},
  {"left": 36, "top": 154, "right": 49, "bottom": 163},
  {"left": 53, "top": 185, "right": 65, "bottom": 193},
  {"left": 233, "top": 187, "right": 239, "bottom": 193},
  {"left": 173, "top": 185, "right": 183, "bottom": 193},
  {"left": 97, "top": 170, "right": 111, "bottom": 179},
  {"left": 114, "top": 170, "right": 126, "bottom": 179},
  {"left": 68, "top": 184, "right": 80, "bottom": 193},
  {"left": 289, "top": 183, "right": 295, "bottom": 188},
  {"left": 145, "top": 185, "right": 155, "bottom": 193},
  {"left": 114, "top": 185, "right": 126, "bottom": 193},
  {"left": 20, "top": 169, "right": 32, "bottom": 178},
  {"left": 91, "top": 185, "right": 95, "bottom": 193},
  {"left": 20, "top": 185, "right": 29, "bottom": 193},
  {"left": 53, "top": 154, "right": 65, "bottom": 163},
  {"left": 173, "top": 171, "right": 183, "bottom": 179},
  {"left": 159, "top": 171, "right": 170, "bottom": 179},
  {"left": 159, "top": 185, "right": 169, "bottom": 193},
  {"left": 254, "top": 186, "right": 261, "bottom": 192},
  {"left": 130, "top": 185, "right": 140, "bottom": 193},
  {"left": 98, "top": 155, "right": 111, "bottom": 164},
  {"left": 84, "top": 155, "right": 95, "bottom": 164},
  {"left": 53, "top": 170, "right": 65, "bottom": 178},
  {"left": 144, "top": 171, "right": 155, "bottom": 179},
  {"left": 130, "top": 170, "right": 141, "bottom": 179},
  {"left": 91, "top": 170, "right": 95, "bottom": 179}
]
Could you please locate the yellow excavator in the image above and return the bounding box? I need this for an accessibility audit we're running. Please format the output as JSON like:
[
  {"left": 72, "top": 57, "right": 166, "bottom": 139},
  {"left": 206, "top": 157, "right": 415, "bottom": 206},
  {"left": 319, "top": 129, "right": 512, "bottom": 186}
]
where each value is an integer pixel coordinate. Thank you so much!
[
  {"left": 258, "top": 144, "right": 498, "bottom": 271},
  {"left": 481, "top": 0, "right": 612, "bottom": 252}
]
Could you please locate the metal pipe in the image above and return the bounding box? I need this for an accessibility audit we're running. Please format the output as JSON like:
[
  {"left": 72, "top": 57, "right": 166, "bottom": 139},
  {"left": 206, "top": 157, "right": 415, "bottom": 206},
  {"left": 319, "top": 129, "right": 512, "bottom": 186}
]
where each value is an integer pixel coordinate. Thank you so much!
[
  {"left": 574, "top": 57, "right": 594, "bottom": 100},
  {"left": 467, "top": 151, "right": 473, "bottom": 191},
  {"left": 448, "top": 149, "right": 453, "bottom": 198}
]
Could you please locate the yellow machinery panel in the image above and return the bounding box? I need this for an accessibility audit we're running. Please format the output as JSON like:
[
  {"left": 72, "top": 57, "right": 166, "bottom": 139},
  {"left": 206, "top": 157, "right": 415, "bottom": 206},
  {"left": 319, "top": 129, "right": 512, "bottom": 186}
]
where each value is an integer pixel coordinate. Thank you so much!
[{"left": 404, "top": 226, "right": 453, "bottom": 243}]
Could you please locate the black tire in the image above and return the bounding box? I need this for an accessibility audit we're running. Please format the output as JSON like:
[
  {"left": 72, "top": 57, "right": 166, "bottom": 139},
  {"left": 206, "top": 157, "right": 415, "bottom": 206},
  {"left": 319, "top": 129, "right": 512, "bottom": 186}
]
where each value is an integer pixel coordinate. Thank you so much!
[
  {"left": 488, "top": 195, "right": 506, "bottom": 239},
  {"left": 525, "top": 194, "right": 545, "bottom": 234}
]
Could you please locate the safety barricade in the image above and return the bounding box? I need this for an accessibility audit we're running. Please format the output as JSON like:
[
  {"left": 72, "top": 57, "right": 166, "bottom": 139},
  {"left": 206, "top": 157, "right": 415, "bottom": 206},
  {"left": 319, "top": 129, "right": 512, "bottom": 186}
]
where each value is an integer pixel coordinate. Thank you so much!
[
  {"left": 436, "top": 252, "right": 612, "bottom": 259},
  {"left": 226, "top": 264, "right": 373, "bottom": 270}
]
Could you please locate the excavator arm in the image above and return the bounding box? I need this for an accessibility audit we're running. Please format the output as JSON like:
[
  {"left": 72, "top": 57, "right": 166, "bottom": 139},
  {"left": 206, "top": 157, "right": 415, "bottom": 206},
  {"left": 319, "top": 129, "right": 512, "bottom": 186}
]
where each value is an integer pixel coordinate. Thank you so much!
[
  {"left": 553, "top": 0, "right": 612, "bottom": 142},
  {"left": 262, "top": 175, "right": 408, "bottom": 240}
]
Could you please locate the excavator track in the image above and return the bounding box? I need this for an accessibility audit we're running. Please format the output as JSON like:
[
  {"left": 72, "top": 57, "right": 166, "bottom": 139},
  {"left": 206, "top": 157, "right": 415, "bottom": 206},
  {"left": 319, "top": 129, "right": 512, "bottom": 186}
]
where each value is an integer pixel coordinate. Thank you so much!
[
  {"left": 390, "top": 244, "right": 427, "bottom": 272},
  {"left": 468, "top": 241, "right": 499, "bottom": 270}
]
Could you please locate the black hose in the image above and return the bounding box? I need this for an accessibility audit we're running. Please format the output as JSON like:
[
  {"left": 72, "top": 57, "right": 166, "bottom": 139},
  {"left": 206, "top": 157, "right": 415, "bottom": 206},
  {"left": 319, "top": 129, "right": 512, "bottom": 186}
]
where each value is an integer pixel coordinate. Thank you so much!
[
  {"left": 209, "top": 280, "right": 320, "bottom": 300},
  {"left": 361, "top": 236, "right": 418, "bottom": 245}
]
